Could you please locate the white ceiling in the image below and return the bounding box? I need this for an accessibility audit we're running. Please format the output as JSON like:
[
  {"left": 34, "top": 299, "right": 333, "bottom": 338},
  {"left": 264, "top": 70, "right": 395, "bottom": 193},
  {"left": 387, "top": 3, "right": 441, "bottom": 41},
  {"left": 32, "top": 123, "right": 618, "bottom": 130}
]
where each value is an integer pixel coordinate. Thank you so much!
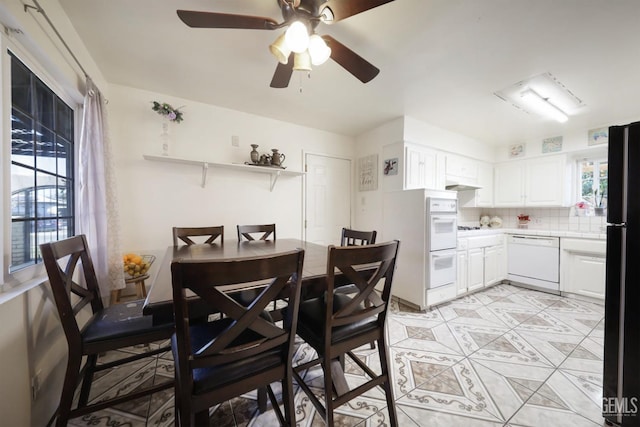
[{"left": 58, "top": 0, "right": 640, "bottom": 145}]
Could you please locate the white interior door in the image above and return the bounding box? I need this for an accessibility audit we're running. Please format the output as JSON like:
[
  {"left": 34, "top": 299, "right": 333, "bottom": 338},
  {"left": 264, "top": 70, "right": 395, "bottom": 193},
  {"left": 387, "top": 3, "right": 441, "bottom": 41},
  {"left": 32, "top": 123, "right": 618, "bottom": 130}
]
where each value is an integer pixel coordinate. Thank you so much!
[{"left": 305, "top": 154, "right": 351, "bottom": 245}]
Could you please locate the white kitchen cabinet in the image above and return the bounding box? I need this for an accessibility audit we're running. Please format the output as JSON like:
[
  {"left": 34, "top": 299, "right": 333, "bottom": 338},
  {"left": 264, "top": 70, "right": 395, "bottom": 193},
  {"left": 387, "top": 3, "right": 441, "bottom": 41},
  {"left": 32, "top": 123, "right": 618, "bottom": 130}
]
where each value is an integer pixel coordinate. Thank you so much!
[
  {"left": 467, "top": 247, "right": 485, "bottom": 291},
  {"left": 484, "top": 246, "right": 500, "bottom": 286},
  {"left": 467, "top": 234, "right": 506, "bottom": 291},
  {"left": 457, "top": 160, "right": 494, "bottom": 208},
  {"left": 476, "top": 161, "right": 494, "bottom": 207},
  {"left": 446, "top": 154, "right": 478, "bottom": 183},
  {"left": 382, "top": 142, "right": 444, "bottom": 191},
  {"left": 456, "top": 239, "right": 469, "bottom": 296},
  {"left": 561, "top": 238, "right": 606, "bottom": 300},
  {"left": 494, "top": 154, "right": 571, "bottom": 207}
]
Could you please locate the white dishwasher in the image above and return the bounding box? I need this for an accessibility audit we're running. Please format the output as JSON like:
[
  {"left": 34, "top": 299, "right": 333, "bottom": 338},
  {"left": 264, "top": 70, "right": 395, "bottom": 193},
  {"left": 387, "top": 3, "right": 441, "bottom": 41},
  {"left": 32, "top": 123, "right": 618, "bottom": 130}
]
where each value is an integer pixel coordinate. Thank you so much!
[{"left": 507, "top": 235, "right": 560, "bottom": 292}]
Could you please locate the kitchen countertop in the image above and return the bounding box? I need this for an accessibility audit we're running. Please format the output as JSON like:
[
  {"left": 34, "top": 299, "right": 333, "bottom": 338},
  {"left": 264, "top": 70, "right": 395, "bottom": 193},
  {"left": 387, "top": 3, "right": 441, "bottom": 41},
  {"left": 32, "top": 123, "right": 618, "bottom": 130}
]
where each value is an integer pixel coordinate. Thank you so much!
[{"left": 457, "top": 228, "right": 606, "bottom": 240}]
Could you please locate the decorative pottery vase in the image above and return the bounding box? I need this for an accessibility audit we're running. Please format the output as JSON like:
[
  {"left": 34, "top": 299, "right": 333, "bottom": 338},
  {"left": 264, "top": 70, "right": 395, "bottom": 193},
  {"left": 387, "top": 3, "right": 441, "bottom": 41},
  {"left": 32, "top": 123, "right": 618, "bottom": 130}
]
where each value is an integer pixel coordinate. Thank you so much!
[
  {"left": 160, "top": 120, "right": 170, "bottom": 156},
  {"left": 271, "top": 149, "right": 286, "bottom": 166},
  {"left": 250, "top": 144, "right": 260, "bottom": 164}
]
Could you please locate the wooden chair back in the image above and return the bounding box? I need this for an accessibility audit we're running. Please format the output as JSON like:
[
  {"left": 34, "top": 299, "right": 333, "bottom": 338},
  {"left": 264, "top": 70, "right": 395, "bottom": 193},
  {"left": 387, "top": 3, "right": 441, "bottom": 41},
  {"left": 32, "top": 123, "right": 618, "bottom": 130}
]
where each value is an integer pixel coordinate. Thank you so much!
[
  {"left": 237, "top": 224, "right": 276, "bottom": 241},
  {"left": 340, "top": 228, "right": 377, "bottom": 246},
  {"left": 171, "top": 248, "right": 304, "bottom": 394},
  {"left": 40, "top": 235, "right": 104, "bottom": 344},
  {"left": 325, "top": 240, "right": 399, "bottom": 338},
  {"left": 173, "top": 226, "right": 224, "bottom": 246}
]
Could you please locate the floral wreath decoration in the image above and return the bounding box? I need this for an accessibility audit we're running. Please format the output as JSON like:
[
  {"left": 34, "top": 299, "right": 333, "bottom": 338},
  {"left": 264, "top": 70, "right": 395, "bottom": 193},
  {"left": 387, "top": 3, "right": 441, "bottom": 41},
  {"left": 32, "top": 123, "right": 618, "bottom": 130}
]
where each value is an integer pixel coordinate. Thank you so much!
[{"left": 152, "top": 101, "right": 184, "bottom": 123}]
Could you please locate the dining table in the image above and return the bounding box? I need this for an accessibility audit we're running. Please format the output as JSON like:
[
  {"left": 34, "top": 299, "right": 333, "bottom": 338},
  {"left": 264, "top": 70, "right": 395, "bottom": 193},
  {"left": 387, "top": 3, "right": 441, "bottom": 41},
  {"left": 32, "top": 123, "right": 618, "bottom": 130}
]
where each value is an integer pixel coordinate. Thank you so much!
[
  {"left": 142, "top": 238, "right": 378, "bottom": 399},
  {"left": 142, "top": 238, "right": 370, "bottom": 325}
]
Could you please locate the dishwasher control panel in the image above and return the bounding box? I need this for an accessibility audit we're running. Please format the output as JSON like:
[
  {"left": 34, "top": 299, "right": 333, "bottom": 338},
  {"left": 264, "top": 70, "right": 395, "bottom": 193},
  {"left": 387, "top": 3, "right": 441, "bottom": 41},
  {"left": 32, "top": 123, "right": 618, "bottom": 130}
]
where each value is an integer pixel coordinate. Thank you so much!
[{"left": 508, "top": 235, "right": 559, "bottom": 248}]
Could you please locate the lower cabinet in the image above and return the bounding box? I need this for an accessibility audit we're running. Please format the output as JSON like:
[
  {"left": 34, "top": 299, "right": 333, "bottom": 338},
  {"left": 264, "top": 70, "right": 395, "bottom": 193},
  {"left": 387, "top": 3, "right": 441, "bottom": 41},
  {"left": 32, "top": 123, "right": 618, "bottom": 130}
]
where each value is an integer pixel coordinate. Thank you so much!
[
  {"left": 561, "top": 238, "right": 606, "bottom": 300},
  {"left": 457, "top": 234, "right": 506, "bottom": 295},
  {"left": 468, "top": 247, "right": 485, "bottom": 292}
]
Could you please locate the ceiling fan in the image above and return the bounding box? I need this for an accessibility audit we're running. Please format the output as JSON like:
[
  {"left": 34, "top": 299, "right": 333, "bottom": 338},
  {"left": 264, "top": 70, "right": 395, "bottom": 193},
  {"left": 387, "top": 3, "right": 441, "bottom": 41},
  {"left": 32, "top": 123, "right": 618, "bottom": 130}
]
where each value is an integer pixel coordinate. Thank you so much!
[{"left": 177, "top": 0, "right": 395, "bottom": 88}]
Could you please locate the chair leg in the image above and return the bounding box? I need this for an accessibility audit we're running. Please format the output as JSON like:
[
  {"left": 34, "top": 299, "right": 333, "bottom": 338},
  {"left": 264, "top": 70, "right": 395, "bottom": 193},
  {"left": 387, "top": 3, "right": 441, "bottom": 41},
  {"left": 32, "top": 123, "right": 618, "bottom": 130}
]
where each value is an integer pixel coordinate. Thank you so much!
[
  {"left": 194, "top": 409, "right": 209, "bottom": 426},
  {"left": 78, "top": 354, "right": 98, "bottom": 407},
  {"left": 322, "top": 355, "right": 334, "bottom": 427},
  {"left": 55, "top": 349, "right": 83, "bottom": 427},
  {"left": 282, "top": 369, "right": 296, "bottom": 426},
  {"left": 257, "top": 387, "right": 268, "bottom": 413},
  {"left": 377, "top": 337, "right": 398, "bottom": 427}
]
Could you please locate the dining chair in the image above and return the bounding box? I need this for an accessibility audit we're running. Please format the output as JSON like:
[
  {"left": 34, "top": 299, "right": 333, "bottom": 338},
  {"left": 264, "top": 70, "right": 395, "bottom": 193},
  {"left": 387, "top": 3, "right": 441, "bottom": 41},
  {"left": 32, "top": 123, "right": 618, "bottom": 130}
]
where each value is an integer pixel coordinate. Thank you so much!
[
  {"left": 173, "top": 225, "right": 224, "bottom": 246},
  {"left": 237, "top": 223, "right": 276, "bottom": 241},
  {"left": 340, "top": 227, "right": 377, "bottom": 246},
  {"left": 39, "top": 235, "right": 174, "bottom": 427},
  {"left": 293, "top": 240, "right": 400, "bottom": 426},
  {"left": 171, "top": 248, "right": 305, "bottom": 426}
]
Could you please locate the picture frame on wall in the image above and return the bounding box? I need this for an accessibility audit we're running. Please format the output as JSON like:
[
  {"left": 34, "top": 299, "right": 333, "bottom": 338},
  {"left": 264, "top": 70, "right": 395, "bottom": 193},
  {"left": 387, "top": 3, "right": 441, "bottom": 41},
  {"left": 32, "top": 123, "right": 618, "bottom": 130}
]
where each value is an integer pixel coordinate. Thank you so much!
[
  {"left": 508, "top": 143, "right": 526, "bottom": 158},
  {"left": 542, "top": 136, "right": 563, "bottom": 153},
  {"left": 383, "top": 158, "right": 398, "bottom": 176},
  {"left": 358, "top": 154, "right": 378, "bottom": 191},
  {"left": 588, "top": 127, "right": 609, "bottom": 146}
]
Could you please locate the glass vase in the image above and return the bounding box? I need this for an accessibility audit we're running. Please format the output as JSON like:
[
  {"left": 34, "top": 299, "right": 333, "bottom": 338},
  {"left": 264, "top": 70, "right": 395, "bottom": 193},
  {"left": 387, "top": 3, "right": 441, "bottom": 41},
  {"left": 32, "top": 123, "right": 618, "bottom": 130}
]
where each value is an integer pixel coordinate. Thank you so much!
[{"left": 160, "top": 120, "right": 170, "bottom": 156}]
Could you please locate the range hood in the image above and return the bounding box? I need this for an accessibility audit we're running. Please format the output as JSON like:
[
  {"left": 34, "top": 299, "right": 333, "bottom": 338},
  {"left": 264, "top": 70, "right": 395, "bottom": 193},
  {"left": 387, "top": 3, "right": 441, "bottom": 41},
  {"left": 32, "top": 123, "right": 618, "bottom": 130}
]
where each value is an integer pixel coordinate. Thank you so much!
[{"left": 445, "top": 180, "right": 482, "bottom": 191}]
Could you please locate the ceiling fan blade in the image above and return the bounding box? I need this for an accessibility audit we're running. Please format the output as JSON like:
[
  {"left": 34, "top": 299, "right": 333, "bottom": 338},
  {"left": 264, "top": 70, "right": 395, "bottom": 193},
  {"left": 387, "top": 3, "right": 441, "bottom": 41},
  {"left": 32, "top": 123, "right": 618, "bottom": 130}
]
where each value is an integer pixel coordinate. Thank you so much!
[
  {"left": 321, "top": 0, "right": 395, "bottom": 23},
  {"left": 177, "top": 10, "right": 278, "bottom": 30},
  {"left": 322, "top": 35, "right": 380, "bottom": 83},
  {"left": 270, "top": 55, "right": 294, "bottom": 88}
]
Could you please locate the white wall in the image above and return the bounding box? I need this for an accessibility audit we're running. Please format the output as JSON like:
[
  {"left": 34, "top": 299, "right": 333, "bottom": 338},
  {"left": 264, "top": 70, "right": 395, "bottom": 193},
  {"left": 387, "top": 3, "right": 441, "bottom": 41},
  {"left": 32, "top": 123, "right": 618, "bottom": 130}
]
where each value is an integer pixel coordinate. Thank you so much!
[
  {"left": 108, "top": 84, "right": 355, "bottom": 253},
  {"left": 353, "top": 116, "right": 495, "bottom": 234}
]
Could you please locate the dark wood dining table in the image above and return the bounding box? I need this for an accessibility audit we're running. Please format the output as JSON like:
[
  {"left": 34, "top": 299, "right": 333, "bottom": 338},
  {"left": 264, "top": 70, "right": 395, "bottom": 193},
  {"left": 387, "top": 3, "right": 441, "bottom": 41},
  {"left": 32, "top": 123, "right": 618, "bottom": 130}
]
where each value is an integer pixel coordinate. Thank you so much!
[
  {"left": 142, "top": 238, "right": 377, "bottom": 397},
  {"left": 142, "top": 238, "right": 358, "bottom": 325}
]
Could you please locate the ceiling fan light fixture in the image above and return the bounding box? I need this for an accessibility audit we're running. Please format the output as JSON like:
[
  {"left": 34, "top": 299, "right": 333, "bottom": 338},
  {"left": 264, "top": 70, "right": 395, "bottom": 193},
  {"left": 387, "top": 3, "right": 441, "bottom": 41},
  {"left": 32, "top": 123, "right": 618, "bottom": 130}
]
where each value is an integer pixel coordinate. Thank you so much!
[
  {"left": 285, "top": 20, "right": 309, "bottom": 53},
  {"left": 320, "top": 6, "right": 334, "bottom": 23},
  {"left": 308, "top": 35, "right": 331, "bottom": 65},
  {"left": 269, "top": 32, "right": 291, "bottom": 64},
  {"left": 293, "top": 50, "right": 312, "bottom": 71}
]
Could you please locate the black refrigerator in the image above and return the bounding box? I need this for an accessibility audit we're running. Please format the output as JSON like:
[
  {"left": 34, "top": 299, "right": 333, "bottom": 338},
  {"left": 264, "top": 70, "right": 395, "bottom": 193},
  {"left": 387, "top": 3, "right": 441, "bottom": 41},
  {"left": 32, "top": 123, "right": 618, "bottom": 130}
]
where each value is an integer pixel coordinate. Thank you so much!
[{"left": 603, "top": 121, "right": 640, "bottom": 426}]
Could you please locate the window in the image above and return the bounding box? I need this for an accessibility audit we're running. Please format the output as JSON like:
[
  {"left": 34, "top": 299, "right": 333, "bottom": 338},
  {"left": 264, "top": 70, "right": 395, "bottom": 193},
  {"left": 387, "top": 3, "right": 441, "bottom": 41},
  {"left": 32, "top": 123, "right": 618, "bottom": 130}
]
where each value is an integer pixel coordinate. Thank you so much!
[
  {"left": 10, "top": 53, "right": 74, "bottom": 271},
  {"left": 579, "top": 158, "right": 608, "bottom": 209}
]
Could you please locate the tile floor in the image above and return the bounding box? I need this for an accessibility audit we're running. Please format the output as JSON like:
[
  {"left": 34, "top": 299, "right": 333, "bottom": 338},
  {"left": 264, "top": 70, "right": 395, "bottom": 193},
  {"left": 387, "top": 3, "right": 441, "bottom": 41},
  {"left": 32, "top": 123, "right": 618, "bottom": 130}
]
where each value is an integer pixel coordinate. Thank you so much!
[{"left": 68, "top": 283, "right": 606, "bottom": 426}]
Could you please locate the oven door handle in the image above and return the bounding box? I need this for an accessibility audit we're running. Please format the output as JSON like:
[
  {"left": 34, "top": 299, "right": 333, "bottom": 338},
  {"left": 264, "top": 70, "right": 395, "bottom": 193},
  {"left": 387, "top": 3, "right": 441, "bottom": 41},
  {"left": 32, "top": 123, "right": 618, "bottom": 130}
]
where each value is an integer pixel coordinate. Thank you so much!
[
  {"left": 431, "top": 253, "right": 455, "bottom": 259},
  {"left": 432, "top": 217, "right": 456, "bottom": 223}
]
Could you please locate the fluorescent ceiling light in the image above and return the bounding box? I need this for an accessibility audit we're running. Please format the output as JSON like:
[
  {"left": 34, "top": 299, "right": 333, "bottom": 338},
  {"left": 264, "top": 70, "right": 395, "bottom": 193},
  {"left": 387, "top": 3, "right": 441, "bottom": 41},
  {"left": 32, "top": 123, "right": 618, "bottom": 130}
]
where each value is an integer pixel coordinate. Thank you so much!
[
  {"left": 520, "top": 89, "right": 569, "bottom": 123},
  {"left": 494, "top": 72, "right": 585, "bottom": 122}
]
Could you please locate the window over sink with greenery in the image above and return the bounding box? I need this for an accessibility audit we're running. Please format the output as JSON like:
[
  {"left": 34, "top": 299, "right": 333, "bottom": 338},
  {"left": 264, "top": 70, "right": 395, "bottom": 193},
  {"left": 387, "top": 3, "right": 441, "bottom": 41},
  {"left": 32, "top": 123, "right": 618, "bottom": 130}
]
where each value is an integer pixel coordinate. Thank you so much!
[{"left": 579, "top": 158, "right": 608, "bottom": 212}]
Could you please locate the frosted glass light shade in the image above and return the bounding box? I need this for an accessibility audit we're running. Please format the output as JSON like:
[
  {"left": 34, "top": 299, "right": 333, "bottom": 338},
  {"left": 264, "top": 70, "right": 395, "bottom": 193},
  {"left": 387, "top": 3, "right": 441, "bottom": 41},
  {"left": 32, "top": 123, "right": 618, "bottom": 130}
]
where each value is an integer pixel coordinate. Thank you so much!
[
  {"left": 269, "top": 32, "right": 291, "bottom": 64},
  {"left": 293, "top": 51, "right": 312, "bottom": 71},
  {"left": 520, "top": 89, "right": 569, "bottom": 123},
  {"left": 285, "top": 21, "right": 309, "bottom": 53},
  {"left": 308, "top": 34, "right": 331, "bottom": 65}
]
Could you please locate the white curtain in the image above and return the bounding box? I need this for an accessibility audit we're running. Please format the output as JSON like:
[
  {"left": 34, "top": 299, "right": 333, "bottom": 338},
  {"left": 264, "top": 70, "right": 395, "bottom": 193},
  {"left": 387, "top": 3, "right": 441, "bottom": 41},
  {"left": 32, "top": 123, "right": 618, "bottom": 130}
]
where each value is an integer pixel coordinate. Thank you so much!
[{"left": 77, "top": 78, "right": 124, "bottom": 301}]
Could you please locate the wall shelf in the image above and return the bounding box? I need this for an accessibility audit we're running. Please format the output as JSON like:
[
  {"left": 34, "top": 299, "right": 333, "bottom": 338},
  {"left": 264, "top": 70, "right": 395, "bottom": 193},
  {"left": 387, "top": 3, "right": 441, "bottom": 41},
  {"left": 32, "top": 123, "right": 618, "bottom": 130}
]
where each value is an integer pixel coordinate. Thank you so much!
[{"left": 143, "top": 154, "right": 304, "bottom": 191}]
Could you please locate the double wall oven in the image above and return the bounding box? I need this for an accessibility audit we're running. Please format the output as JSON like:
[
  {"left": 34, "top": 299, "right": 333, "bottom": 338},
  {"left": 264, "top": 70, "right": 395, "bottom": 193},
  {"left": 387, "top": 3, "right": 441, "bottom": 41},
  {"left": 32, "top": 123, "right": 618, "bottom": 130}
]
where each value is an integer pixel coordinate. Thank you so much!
[{"left": 426, "top": 197, "right": 457, "bottom": 289}]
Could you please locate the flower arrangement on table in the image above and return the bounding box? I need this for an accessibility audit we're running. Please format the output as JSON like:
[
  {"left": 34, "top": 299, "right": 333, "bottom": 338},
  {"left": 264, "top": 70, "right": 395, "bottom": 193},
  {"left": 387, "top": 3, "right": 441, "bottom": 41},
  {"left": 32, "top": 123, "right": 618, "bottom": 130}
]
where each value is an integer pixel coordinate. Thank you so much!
[
  {"left": 517, "top": 214, "right": 530, "bottom": 223},
  {"left": 152, "top": 101, "right": 184, "bottom": 123}
]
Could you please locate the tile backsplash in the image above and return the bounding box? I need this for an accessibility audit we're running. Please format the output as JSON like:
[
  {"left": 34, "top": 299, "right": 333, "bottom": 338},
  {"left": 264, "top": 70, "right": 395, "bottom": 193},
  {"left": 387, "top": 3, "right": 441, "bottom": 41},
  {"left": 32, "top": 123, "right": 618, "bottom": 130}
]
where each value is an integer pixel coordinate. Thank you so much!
[{"left": 459, "top": 207, "right": 607, "bottom": 233}]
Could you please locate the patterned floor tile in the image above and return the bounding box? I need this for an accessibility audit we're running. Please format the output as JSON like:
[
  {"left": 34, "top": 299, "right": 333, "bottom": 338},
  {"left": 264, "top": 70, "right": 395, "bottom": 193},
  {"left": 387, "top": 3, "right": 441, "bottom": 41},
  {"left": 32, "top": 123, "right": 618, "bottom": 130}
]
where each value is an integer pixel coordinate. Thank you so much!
[
  {"left": 514, "top": 329, "right": 584, "bottom": 367},
  {"left": 560, "top": 337, "right": 604, "bottom": 374},
  {"left": 391, "top": 318, "right": 464, "bottom": 356},
  {"left": 397, "top": 359, "right": 504, "bottom": 424},
  {"left": 447, "top": 323, "right": 511, "bottom": 356},
  {"left": 389, "top": 347, "right": 464, "bottom": 398},
  {"left": 468, "top": 358, "right": 555, "bottom": 421},
  {"left": 75, "top": 283, "right": 608, "bottom": 427},
  {"left": 510, "top": 289, "right": 566, "bottom": 310},
  {"left": 471, "top": 330, "right": 555, "bottom": 368},
  {"left": 508, "top": 368, "right": 604, "bottom": 426},
  {"left": 438, "top": 302, "right": 508, "bottom": 328}
]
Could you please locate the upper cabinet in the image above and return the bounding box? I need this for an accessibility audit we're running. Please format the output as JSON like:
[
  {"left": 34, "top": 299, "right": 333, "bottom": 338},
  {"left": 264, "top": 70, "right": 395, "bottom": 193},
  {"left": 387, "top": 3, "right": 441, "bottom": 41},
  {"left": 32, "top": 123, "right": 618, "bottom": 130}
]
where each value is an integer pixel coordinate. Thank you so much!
[
  {"left": 449, "top": 154, "right": 493, "bottom": 208},
  {"left": 382, "top": 142, "right": 445, "bottom": 191},
  {"left": 494, "top": 154, "right": 572, "bottom": 207}
]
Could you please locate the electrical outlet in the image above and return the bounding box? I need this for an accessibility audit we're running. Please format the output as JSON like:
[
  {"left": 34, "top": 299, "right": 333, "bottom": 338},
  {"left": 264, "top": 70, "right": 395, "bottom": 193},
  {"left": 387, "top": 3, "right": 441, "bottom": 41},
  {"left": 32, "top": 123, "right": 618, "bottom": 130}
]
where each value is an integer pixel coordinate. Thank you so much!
[{"left": 231, "top": 135, "right": 240, "bottom": 147}]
